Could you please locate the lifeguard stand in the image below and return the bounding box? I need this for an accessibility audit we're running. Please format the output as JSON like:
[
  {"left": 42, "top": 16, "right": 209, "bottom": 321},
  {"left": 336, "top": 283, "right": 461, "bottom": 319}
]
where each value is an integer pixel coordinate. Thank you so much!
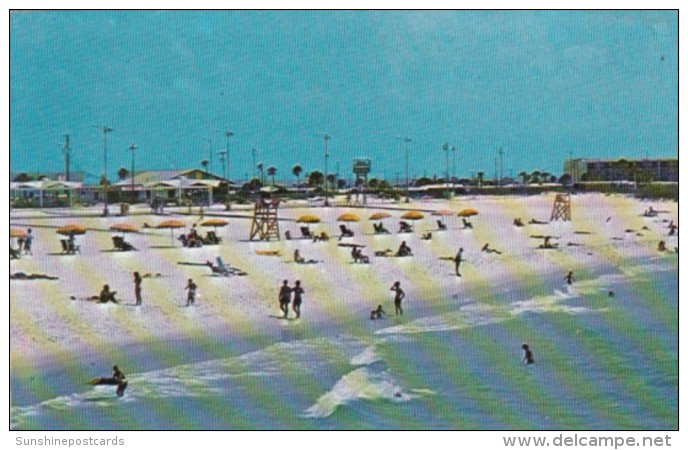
[
  {"left": 550, "top": 193, "right": 571, "bottom": 222},
  {"left": 249, "top": 198, "right": 281, "bottom": 241}
]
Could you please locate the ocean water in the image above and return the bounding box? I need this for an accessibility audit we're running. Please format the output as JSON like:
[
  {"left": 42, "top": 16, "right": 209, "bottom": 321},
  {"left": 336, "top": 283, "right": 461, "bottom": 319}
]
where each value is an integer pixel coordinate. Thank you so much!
[{"left": 10, "top": 257, "right": 677, "bottom": 430}]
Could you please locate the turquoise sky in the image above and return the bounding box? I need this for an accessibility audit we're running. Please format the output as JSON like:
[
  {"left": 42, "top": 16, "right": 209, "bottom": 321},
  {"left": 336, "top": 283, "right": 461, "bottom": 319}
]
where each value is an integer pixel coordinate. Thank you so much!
[{"left": 10, "top": 10, "right": 677, "bottom": 182}]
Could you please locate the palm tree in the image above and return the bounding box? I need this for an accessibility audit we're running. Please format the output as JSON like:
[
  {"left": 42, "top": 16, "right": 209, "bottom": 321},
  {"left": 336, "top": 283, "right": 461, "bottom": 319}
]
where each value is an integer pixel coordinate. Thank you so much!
[
  {"left": 518, "top": 171, "right": 530, "bottom": 185},
  {"left": 292, "top": 164, "right": 303, "bottom": 191},
  {"left": 257, "top": 163, "right": 264, "bottom": 185},
  {"left": 368, "top": 177, "right": 379, "bottom": 190},
  {"left": 117, "top": 167, "right": 129, "bottom": 181},
  {"left": 308, "top": 170, "right": 324, "bottom": 189},
  {"left": 201, "top": 159, "right": 209, "bottom": 172},
  {"left": 267, "top": 166, "right": 277, "bottom": 185},
  {"left": 326, "top": 173, "right": 336, "bottom": 189}
]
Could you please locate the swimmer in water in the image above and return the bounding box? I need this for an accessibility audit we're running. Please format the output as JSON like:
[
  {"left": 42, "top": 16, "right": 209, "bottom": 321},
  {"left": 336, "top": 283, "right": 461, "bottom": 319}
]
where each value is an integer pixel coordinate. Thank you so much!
[{"left": 522, "top": 344, "right": 535, "bottom": 365}]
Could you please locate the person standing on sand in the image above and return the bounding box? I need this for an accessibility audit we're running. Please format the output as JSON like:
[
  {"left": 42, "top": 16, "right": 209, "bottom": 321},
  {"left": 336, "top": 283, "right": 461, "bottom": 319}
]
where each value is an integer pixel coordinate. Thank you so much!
[
  {"left": 279, "top": 280, "right": 292, "bottom": 318},
  {"left": 564, "top": 271, "right": 574, "bottom": 285},
  {"left": 454, "top": 247, "right": 464, "bottom": 277},
  {"left": 390, "top": 281, "right": 405, "bottom": 316},
  {"left": 185, "top": 278, "right": 197, "bottom": 306},
  {"left": 292, "top": 280, "right": 304, "bottom": 319},
  {"left": 133, "top": 272, "right": 142, "bottom": 306},
  {"left": 23, "top": 228, "right": 33, "bottom": 255},
  {"left": 522, "top": 344, "right": 535, "bottom": 364}
]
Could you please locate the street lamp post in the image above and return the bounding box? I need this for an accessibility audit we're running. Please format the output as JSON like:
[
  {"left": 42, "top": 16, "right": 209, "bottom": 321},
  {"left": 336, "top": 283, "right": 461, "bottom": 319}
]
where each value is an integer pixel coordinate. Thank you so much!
[
  {"left": 451, "top": 145, "right": 456, "bottom": 188},
  {"left": 396, "top": 136, "right": 412, "bottom": 203},
  {"left": 252, "top": 147, "right": 257, "bottom": 180},
  {"left": 217, "top": 149, "right": 227, "bottom": 181},
  {"left": 321, "top": 133, "right": 331, "bottom": 206},
  {"left": 442, "top": 143, "right": 451, "bottom": 194},
  {"left": 129, "top": 144, "right": 137, "bottom": 202},
  {"left": 93, "top": 125, "right": 113, "bottom": 216},
  {"left": 203, "top": 138, "right": 213, "bottom": 174},
  {"left": 224, "top": 130, "right": 234, "bottom": 180}
]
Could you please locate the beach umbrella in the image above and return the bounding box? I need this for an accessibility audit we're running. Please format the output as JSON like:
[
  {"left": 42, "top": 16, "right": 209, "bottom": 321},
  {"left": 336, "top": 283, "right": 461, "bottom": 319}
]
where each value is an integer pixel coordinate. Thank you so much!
[
  {"left": 156, "top": 219, "right": 186, "bottom": 246},
  {"left": 10, "top": 228, "right": 27, "bottom": 238},
  {"left": 457, "top": 208, "right": 479, "bottom": 217},
  {"left": 109, "top": 223, "right": 139, "bottom": 234},
  {"left": 200, "top": 218, "right": 229, "bottom": 233},
  {"left": 432, "top": 209, "right": 454, "bottom": 216},
  {"left": 369, "top": 212, "right": 392, "bottom": 220},
  {"left": 337, "top": 213, "right": 360, "bottom": 222},
  {"left": 401, "top": 211, "right": 424, "bottom": 221},
  {"left": 56, "top": 224, "right": 87, "bottom": 236},
  {"left": 296, "top": 214, "right": 320, "bottom": 224}
]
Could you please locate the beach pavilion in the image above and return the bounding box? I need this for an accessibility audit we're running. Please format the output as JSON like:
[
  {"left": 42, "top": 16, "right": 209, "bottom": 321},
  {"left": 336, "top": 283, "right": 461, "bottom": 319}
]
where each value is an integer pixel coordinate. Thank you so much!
[{"left": 10, "top": 179, "right": 83, "bottom": 207}]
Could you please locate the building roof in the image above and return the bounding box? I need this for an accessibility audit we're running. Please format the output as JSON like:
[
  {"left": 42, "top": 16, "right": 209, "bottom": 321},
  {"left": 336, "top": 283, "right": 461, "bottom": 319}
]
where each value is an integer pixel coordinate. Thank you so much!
[{"left": 113, "top": 169, "right": 236, "bottom": 187}]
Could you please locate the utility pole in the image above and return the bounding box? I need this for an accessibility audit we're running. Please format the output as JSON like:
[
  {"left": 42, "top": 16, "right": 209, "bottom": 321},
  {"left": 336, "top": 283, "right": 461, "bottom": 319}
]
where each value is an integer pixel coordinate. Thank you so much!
[
  {"left": 93, "top": 125, "right": 113, "bottom": 216},
  {"left": 442, "top": 143, "right": 450, "bottom": 189},
  {"left": 451, "top": 145, "right": 456, "bottom": 188},
  {"left": 252, "top": 147, "right": 258, "bottom": 181},
  {"left": 217, "top": 149, "right": 227, "bottom": 181},
  {"left": 129, "top": 144, "right": 138, "bottom": 202},
  {"left": 321, "top": 133, "right": 331, "bottom": 206}
]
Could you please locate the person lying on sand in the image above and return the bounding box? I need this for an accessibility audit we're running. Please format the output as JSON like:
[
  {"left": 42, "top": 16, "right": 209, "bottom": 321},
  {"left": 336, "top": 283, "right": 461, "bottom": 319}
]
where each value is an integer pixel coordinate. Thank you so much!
[
  {"left": 529, "top": 218, "right": 548, "bottom": 225},
  {"left": 513, "top": 217, "right": 525, "bottom": 227},
  {"left": 375, "top": 248, "right": 396, "bottom": 257},
  {"left": 71, "top": 285, "right": 119, "bottom": 303},
  {"left": 294, "top": 249, "right": 319, "bottom": 264},
  {"left": 313, "top": 231, "right": 330, "bottom": 242},
  {"left": 141, "top": 273, "right": 164, "bottom": 278},
  {"left": 421, "top": 232, "right": 432, "bottom": 240},
  {"left": 10, "top": 272, "right": 58, "bottom": 280},
  {"left": 481, "top": 243, "right": 502, "bottom": 254},
  {"left": 370, "top": 305, "right": 386, "bottom": 320}
]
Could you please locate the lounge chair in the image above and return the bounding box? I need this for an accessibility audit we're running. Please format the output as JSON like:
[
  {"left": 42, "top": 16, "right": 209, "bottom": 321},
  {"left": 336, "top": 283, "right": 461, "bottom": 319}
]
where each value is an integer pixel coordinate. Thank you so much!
[
  {"left": 339, "top": 224, "right": 354, "bottom": 240},
  {"left": 112, "top": 236, "right": 137, "bottom": 251},
  {"left": 10, "top": 247, "right": 20, "bottom": 260},
  {"left": 300, "top": 226, "right": 314, "bottom": 239},
  {"left": 437, "top": 220, "right": 447, "bottom": 231},
  {"left": 461, "top": 219, "right": 473, "bottom": 229},
  {"left": 398, "top": 221, "right": 413, "bottom": 233},
  {"left": 60, "top": 239, "right": 80, "bottom": 254},
  {"left": 204, "top": 231, "right": 221, "bottom": 245}
]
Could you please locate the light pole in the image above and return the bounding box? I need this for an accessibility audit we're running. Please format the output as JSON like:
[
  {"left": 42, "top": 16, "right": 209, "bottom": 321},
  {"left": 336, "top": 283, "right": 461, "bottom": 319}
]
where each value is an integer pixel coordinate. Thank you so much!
[
  {"left": 443, "top": 143, "right": 450, "bottom": 189},
  {"left": 252, "top": 147, "right": 258, "bottom": 180},
  {"left": 224, "top": 130, "right": 234, "bottom": 180},
  {"left": 451, "top": 145, "right": 456, "bottom": 188},
  {"left": 217, "top": 149, "right": 227, "bottom": 181},
  {"left": 93, "top": 125, "right": 113, "bottom": 216},
  {"left": 129, "top": 144, "right": 137, "bottom": 202},
  {"left": 498, "top": 146, "right": 504, "bottom": 188},
  {"left": 320, "top": 133, "right": 331, "bottom": 206},
  {"left": 396, "top": 136, "right": 412, "bottom": 202}
]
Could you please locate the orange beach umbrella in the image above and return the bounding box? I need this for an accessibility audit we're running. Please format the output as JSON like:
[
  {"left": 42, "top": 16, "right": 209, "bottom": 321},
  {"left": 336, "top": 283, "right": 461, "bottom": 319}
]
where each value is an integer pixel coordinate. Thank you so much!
[
  {"left": 369, "top": 212, "right": 392, "bottom": 220},
  {"left": 296, "top": 214, "right": 320, "bottom": 224},
  {"left": 156, "top": 219, "right": 186, "bottom": 245},
  {"left": 457, "top": 208, "right": 479, "bottom": 217},
  {"left": 56, "top": 224, "right": 87, "bottom": 236},
  {"left": 110, "top": 223, "right": 139, "bottom": 234},
  {"left": 401, "top": 211, "right": 424, "bottom": 221},
  {"left": 337, "top": 213, "right": 360, "bottom": 222}
]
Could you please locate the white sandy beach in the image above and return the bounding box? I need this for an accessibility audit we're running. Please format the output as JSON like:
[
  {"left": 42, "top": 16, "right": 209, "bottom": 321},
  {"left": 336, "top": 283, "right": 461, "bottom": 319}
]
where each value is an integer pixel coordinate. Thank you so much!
[{"left": 9, "top": 193, "right": 678, "bottom": 370}]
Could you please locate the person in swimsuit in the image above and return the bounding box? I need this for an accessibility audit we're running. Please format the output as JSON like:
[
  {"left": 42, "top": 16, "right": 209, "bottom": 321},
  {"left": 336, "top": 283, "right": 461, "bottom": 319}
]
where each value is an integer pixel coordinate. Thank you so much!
[
  {"left": 112, "top": 365, "right": 128, "bottom": 397},
  {"left": 390, "top": 281, "right": 405, "bottom": 316},
  {"left": 564, "top": 271, "right": 574, "bottom": 285},
  {"left": 185, "top": 278, "right": 197, "bottom": 306},
  {"left": 292, "top": 280, "right": 304, "bottom": 319},
  {"left": 454, "top": 247, "right": 464, "bottom": 277},
  {"left": 370, "top": 305, "right": 386, "bottom": 320},
  {"left": 133, "top": 272, "right": 142, "bottom": 306},
  {"left": 279, "top": 280, "right": 292, "bottom": 318}
]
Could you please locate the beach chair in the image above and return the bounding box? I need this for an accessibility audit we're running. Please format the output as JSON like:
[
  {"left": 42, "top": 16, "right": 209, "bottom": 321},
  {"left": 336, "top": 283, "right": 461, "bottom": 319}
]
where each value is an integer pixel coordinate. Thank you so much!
[
  {"left": 10, "top": 247, "right": 20, "bottom": 260},
  {"left": 437, "top": 220, "right": 447, "bottom": 231},
  {"left": 339, "top": 224, "right": 354, "bottom": 240},
  {"left": 204, "top": 231, "right": 221, "bottom": 245},
  {"left": 215, "top": 257, "right": 236, "bottom": 276},
  {"left": 398, "top": 221, "right": 413, "bottom": 233},
  {"left": 462, "top": 219, "right": 473, "bottom": 229},
  {"left": 300, "top": 226, "right": 313, "bottom": 239},
  {"left": 68, "top": 240, "right": 81, "bottom": 254}
]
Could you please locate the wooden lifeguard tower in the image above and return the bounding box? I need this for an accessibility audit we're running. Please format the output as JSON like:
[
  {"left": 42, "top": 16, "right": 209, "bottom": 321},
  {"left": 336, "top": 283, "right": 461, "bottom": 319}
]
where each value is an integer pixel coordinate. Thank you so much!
[
  {"left": 249, "top": 198, "right": 281, "bottom": 241},
  {"left": 550, "top": 193, "right": 571, "bottom": 222}
]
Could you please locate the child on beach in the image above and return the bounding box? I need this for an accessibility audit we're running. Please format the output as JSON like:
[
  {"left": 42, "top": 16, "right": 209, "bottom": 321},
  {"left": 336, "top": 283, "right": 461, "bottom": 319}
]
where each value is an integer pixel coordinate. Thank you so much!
[
  {"left": 133, "top": 272, "right": 142, "bottom": 306},
  {"left": 185, "top": 278, "right": 197, "bottom": 306},
  {"left": 454, "top": 247, "right": 464, "bottom": 277},
  {"left": 279, "top": 280, "right": 292, "bottom": 318},
  {"left": 390, "top": 281, "right": 405, "bottom": 316},
  {"left": 370, "top": 305, "right": 386, "bottom": 320},
  {"left": 522, "top": 344, "right": 535, "bottom": 364},
  {"left": 292, "top": 280, "right": 304, "bottom": 319},
  {"left": 23, "top": 228, "right": 33, "bottom": 255},
  {"left": 564, "top": 271, "right": 574, "bottom": 285}
]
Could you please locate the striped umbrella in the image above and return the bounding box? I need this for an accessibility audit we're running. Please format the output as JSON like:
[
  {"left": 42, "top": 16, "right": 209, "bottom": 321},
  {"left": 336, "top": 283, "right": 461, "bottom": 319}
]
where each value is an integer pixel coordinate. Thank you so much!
[
  {"left": 401, "top": 211, "right": 424, "bottom": 220},
  {"left": 56, "top": 224, "right": 87, "bottom": 236},
  {"left": 337, "top": 213, "right": 360, "bottom": 222},
  {"left": 156, "top": 219, "right": 186, "bottom": 246},
  {"left": 369, "top": 212, "right": 392, "bottom": 220},
  {"left": 296, "top": 214, "right": 320, "bottom": 224}
]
